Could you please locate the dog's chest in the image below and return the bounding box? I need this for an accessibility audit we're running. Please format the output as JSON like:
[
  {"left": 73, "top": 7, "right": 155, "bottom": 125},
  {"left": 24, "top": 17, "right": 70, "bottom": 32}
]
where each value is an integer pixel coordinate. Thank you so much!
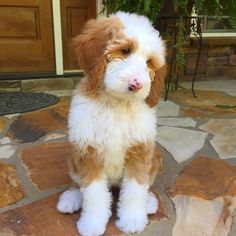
[
  {"left": 69, "top": 96, "right": 157, "bottom": 184},
  {"left": 69, "top": 96, "right": 157, "bottom": 148}
]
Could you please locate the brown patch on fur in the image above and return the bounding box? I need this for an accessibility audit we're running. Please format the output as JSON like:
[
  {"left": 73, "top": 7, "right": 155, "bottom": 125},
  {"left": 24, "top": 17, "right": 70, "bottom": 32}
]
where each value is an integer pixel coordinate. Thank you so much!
[
  {"left": 70, "top": 145, "right": 104, "bottom": 187},
  {"left": 106, "top": 38, "right": 138, "bottom": 62},
  {"left": 149, "top": 148, "right": 163, "bottom": 185},
  {"left": 145, "top": 64, "right": 167, "bottom": 107},
  {"left": 125, "top": 142, "right": 162, "bottom": 185},
  {"left": 73, "top": 17, "right": 123, "bottom": 98}
]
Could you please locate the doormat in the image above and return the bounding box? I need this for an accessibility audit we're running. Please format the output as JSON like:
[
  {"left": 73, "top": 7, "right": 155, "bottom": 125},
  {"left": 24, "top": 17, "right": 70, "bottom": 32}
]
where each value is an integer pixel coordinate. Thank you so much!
[{"left": 0, "top": 92, "right": 60, "bottom": 116}]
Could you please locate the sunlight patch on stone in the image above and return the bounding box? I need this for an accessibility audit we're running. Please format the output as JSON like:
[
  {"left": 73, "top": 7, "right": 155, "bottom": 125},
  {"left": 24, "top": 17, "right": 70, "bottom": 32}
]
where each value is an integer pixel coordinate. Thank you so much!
[
  {"left": 200, "top": 119, "right": 236, "bottom": 159},
  {"left": 156, "top": 127, "right": 207, "bottom": 163},
  {"left": 157, "top": 100, "right": 180, "bottom": 117},
  {"left": 157, "top": 117, "right": 196, "bottom": 127}
]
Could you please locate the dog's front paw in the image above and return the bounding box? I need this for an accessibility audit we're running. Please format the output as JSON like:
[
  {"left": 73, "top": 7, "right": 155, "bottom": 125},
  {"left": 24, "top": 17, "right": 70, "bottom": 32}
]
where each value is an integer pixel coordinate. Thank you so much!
[
  {"left": 116, "top": 211, "right": 148, "bottom": 234},
  {"left": 77, "top": 215, "right": 107, "bottom": 236},
  {"left": 57, "top": 188, "right": 82, "bottom": 214},
  {"left": 147, "top": 192, "right": 158, "bottom": 214}
]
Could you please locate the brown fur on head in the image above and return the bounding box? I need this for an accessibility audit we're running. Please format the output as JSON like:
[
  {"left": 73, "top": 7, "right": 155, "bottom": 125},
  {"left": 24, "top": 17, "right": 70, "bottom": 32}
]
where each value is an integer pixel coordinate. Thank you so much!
[
  {"left": 73, "top": 17, "right": 123, "bottom": 97},
  {"left": 74, "top": 14, "right": 166, "bottom": 106},
  {"left": 145, "top": 64, "right": 167, "bottom": 107}
]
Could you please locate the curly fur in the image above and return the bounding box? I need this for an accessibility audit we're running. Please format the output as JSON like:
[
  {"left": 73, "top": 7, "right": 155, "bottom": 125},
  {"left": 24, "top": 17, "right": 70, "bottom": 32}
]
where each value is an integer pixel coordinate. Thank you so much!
[{"left": 57, "top": 11, "right": 166, "bottom": 236}]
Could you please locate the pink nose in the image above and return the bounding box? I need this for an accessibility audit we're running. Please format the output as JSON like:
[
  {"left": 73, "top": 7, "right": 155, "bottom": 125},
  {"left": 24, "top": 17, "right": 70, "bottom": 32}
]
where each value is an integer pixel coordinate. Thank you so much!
[{"left": 128, "top": 78, "right": 143, "bottom": 92}]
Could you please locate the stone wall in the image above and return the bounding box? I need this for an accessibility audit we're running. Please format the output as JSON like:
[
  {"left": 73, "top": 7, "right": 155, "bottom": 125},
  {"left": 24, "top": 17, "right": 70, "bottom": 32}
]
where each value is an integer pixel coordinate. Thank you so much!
[{"left": 183, "top": 38, "right": 236, "bottom": 81}]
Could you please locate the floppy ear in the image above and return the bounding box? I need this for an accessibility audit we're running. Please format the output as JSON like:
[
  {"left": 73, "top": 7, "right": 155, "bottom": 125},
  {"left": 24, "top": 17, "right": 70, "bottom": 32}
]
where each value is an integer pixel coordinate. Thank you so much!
[
  {"left": 73, "top": 17, "right": 122, "bottom": 96},
  {"left": 145, "top": 64, "right": 167, "bottom": 107}
]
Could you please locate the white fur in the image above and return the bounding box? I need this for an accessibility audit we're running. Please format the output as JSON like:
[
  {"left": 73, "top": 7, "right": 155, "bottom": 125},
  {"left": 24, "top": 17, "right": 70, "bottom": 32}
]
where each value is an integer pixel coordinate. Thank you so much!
[
  {"left": 77, "top": 180, "right": 112, "bottom": 236},
  {"left": 61, "top": 11, "right": 165, "bottom": 235},
  {"left": 116, "top": 178, "right": 149, "bottom": 233},
  {"left": 104, "top": 55, "right": 151, "bottom": 101},
  {"left": 147, "top": 192, "right": 159, "bottom": 214},
  {"left": 57, "top": 188, "right": 82, "bottom": 214},
  {"left": 69, "top": 95, "right": 157, "bottom": 187}
]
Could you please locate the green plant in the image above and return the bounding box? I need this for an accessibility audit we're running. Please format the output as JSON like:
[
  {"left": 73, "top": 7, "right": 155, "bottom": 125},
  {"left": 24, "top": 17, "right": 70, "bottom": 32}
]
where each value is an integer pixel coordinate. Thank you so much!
[
  {"left": 102, "top": 0, "right": 236, "bottom": 87},
  {"left": 102, "top": 0, "right": 166, "bottom": 22},
  {"left": 102, "top": 0, "right": 236, "bottom": 30}
]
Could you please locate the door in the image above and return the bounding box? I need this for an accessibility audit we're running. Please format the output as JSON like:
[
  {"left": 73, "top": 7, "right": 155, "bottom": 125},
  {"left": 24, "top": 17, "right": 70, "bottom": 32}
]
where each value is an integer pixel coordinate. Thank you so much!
[
  {"left": 0, "top": 0, "right": 55, "bottom": 73},
  {"left": 60, "top": 0, "right": 96, "bottom": 71}
]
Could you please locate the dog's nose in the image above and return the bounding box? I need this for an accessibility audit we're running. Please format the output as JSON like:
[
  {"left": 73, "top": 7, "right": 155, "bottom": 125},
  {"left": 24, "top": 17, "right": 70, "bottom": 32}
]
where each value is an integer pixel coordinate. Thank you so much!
[{"left": 128, "top": 78, "right": 143, "bottom": 92}]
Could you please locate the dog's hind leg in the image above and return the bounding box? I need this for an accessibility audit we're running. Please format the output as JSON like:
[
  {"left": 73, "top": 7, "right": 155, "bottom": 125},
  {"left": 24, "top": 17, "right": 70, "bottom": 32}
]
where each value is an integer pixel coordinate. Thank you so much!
[{"left": 57, "top": 187, "right": 82, "bottom": 214}]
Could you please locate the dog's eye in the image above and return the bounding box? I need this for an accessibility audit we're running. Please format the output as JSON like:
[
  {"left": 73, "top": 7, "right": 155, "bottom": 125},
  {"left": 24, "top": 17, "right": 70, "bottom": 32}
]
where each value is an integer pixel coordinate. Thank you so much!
[
  {"left": 146, "top": 59, "right": 151, "bottom": 64},
  {"left": 121, "top": 48, "right": 131, "bottom": 55}
]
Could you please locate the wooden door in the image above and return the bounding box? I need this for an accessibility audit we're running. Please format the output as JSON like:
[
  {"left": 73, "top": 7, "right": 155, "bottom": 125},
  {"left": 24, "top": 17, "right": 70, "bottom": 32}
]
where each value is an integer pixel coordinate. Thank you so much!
[
  {"left": 60, "top": 0, "right": 96, "bottom": 71},
  {"left": 0, "top": 0, "right": 55, "bottom": 73}
]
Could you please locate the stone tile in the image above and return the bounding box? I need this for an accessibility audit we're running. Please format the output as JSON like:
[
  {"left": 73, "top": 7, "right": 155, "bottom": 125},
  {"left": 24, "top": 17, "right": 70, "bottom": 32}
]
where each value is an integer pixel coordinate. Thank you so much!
[
  {"left": 0, "top": 190, "right": 166, "bottom": 236},
  {"left": 172, "top": 195, "right": 236, "bottom": 236},
  {"left": 0, "top": 137, "right": 11, "bottom": 145},
  {"left": 157, "top": 117, "right": 196, "bottom": 127},
  {"left": 156, "top": 127, "right": 207, "bottom": 163},
  {"left": 156, "top": 100, "right": 179, "bottom": 117},
  {"left": 44, "top": 89, "right": 73, "bottom": 97},
  {"left": 180, "top": 80, "right": 236, "bottom": 93},
  {"left": 44, "top": 133, "right": 67, "bottom": 142},
  {"left": 169, "top": 156, "right": 236, "bottom": 236},
  {"left": 5, "top": 113, "right": 20, "bottom": 119},
  {"left": 48, "top": 97, "right": 70, "bottom": 124},
  {"left": 226, "top": 92, "right": 236, "bottom": 97},
  {"left": 199, "top": 119, "right": 236, "bottom": 159},
  {"left": 0, "top": 194, "right": 78, "bottom": 236},
  {"left": 0, "top": 145, "right": 16, "bottom": 159},
  {"left": 0, "top": 163, "right": 25, "bottom": 208},
  {"left": 21, "top": 78, "right": 74, "bottom": 91},
  {"left": 7, "top": 110, "right": 66, "bottom": 143},
  {"left": 169, "top": 89, "right": 236, "bottom": 118},
  {"left": 0, "top": 80, "right": 20, "bottom": 92},
  {"left": 21, "top": 142, "right": 72, "bottom": 191},
  {"left": 169, "top": 156, "right": 236, "bottom": 199}
]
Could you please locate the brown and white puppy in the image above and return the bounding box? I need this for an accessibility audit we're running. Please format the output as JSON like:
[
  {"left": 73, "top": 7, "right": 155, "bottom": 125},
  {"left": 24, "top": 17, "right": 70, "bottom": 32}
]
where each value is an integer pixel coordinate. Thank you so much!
[{"left": 57, "top": 12, "right": 166, "bottom": 236}]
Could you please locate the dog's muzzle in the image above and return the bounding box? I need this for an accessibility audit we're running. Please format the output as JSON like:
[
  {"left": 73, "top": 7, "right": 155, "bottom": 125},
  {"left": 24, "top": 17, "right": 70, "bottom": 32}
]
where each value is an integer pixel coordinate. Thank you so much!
[{"left": 128, "top": 78, "right": 143, "bottom": 92}]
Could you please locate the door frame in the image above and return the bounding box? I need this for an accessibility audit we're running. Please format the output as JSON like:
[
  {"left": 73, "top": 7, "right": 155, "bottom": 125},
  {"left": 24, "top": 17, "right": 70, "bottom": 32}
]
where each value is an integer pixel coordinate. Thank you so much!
[
  {"left": 0, "top": 0, "right": 101, "bottom": 79},
  {"left": 52, "top": 0, "right": 101, "bottom": 76}
]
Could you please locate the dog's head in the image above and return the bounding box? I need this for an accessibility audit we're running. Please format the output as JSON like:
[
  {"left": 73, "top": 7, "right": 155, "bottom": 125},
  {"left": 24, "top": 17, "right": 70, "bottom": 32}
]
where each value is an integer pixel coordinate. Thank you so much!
[{"left": 74, "top": 12, "right": 166, "bottom": 107}]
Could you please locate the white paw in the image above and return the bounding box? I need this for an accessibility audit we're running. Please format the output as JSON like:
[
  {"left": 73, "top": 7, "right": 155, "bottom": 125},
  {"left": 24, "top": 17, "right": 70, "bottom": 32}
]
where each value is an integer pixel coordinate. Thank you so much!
[
  {"left": 57, "top": 188, "right": 82, "bottom": 214},
  {"left": 116, "top": 211, "right": 148, "bottom": 234},
  {"left": 147, "top": 192, "right": 158, "bottom": 214},
  {"left": 77, "top": 215, "right": 107, "bottom": 236}
]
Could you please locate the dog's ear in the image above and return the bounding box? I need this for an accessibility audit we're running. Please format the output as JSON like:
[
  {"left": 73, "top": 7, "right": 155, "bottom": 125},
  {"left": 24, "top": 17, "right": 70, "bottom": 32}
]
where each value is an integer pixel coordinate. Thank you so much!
[
  {"left": 73, "top": 17, "right": 122, "bottom": 95},
  {"left": 145, "top": 64, "right": 167, "bottom": 107}
]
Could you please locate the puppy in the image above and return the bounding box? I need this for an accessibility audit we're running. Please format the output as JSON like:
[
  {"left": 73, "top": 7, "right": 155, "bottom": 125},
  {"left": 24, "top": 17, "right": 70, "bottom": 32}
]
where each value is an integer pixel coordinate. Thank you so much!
[{"left": 57, "top": 11, "right": 166, "bottom": 236}]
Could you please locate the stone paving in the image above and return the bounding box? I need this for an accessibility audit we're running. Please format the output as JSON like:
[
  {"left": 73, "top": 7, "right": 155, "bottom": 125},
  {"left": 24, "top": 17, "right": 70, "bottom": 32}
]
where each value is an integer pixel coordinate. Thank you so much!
[{"left": 0, "top": 80, "right": 236, "bottom": 236}]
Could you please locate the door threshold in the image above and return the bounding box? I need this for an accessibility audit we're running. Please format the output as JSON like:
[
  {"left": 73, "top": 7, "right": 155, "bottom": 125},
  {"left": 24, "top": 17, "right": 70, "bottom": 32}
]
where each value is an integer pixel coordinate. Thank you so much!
[{"left": 0, "top": 71, "right": 84, "bottom": 80}]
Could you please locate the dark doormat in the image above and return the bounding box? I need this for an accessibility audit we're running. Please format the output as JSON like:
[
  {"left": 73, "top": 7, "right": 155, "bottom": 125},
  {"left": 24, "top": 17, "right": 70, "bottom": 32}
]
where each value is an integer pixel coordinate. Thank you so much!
[{"left": 0, "top": 92, "right": 60, "bottom": 116}]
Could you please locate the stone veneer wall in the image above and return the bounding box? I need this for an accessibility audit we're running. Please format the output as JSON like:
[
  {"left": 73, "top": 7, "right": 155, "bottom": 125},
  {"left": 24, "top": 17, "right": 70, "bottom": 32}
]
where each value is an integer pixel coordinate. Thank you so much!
[
  {"left": 183, "top": 38, "right": 236, "bottom": 81},
  {"left": 0, "top": 77, "right": 81, "bottom": 92}
]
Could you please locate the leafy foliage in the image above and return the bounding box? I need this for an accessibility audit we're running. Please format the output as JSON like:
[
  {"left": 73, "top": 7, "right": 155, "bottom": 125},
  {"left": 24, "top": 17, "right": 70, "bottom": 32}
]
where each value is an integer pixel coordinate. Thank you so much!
[
  {"left": 102, "top": 0, "right": 236, "bottom": 30},
  {"left": 102, "top": 0, "right": 166, "bottom": 23}
]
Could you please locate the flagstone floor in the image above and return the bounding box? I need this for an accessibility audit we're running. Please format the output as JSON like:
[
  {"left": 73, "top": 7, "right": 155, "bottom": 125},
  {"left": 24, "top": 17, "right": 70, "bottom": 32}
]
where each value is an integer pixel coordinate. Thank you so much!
[{"left": 0, "top": 80, "right": 236, "bottom": 236}]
